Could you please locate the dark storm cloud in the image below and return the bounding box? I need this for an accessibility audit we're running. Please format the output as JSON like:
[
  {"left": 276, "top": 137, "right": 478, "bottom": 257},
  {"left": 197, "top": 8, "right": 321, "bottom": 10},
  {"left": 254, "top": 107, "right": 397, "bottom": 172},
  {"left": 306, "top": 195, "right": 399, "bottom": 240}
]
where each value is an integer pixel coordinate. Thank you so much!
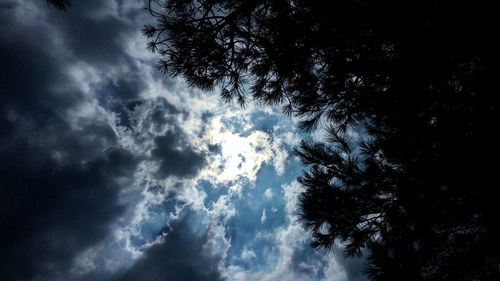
[
  {"left": 0, "top": 13, "right": 75, "bottom": 140},
  {"left": 115, "top": 209, "right": 224, "bottom": 281},
  {"left": 0, "top": 144, "right": 137, "bottom": 281},
  {"left": 0, "top": 1, "right": 210, "bottom": 280},
  {"left": 104, "top": 69, "right": 146, "bottom": 101},
  {"left": 59, "top": 16, "right": 128, "bottom": 64},
  {"left": 0, "top": 6, "right": 138, "bottom": 275},
  {"left": 0, "top": 0, "right": 120, "bottom": 161},
  {"left": 152, "top": 131, "right": 206, "bottom": 178},
  {"left": 47, "top": 0, "right": 140, "bottom": 65}
]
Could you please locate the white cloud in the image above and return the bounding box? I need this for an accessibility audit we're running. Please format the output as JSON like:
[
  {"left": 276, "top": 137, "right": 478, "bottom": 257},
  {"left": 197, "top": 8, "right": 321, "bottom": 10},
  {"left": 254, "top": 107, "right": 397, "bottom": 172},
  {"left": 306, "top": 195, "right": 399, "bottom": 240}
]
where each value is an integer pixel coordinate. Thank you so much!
[
  {"left": 271, "top": 139, "right": 288, "bottom": 176},
  {"left": 261, "top": 209, "right": 267, "bottom": 224},
  {"left": 218, "top": 181, "right": 326, "bottom": 281},
  {"left": 210, "top": 195, "right": 236, "bottom": 224},
  {"left": 282, "top": 181, "right": 303, "bottom": 215},
  {"left": 264, "top": 188, "right": 273, "bottom": 200},
  {"left": 241, "top": 247, "right": 257, "bottom": 261}
]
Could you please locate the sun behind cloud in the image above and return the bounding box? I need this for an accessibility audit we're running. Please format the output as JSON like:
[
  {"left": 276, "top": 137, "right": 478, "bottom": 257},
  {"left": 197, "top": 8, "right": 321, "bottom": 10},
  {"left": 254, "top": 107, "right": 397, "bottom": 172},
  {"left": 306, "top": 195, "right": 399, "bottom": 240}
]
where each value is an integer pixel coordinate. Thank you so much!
[{"left": 197, "top": 116, "right": 287, "bottom": 189}]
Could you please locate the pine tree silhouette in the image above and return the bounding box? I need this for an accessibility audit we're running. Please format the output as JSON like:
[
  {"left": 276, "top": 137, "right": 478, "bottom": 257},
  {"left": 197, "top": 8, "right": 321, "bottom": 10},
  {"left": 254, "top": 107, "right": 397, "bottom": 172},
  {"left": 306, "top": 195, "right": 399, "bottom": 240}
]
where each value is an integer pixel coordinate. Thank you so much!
[
  {"left": 47, "top": 0, "right": 69, "bottom": 10},
  {"left": 144, "top": 1, "right": 500, "bottom": 279}
]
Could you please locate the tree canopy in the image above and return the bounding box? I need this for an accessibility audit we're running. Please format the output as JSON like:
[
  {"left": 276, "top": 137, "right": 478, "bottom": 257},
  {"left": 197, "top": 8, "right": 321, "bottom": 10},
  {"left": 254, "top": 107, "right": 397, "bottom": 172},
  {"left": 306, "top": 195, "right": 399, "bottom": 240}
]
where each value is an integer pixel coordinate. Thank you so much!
[
  {"left": 144, "top": 0, "right": 500, "bottom": 280},
  {"left": 47, "top": 0, "right": 70, "bottom": 10}
]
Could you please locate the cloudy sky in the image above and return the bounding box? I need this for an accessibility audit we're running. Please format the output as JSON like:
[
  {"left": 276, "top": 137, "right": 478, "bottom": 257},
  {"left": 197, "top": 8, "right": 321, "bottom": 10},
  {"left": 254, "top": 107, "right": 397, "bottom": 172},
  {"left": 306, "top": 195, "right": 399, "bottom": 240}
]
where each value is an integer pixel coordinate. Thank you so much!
[{"left": 0, "top": 1, "right": 364, "bottom": 280}]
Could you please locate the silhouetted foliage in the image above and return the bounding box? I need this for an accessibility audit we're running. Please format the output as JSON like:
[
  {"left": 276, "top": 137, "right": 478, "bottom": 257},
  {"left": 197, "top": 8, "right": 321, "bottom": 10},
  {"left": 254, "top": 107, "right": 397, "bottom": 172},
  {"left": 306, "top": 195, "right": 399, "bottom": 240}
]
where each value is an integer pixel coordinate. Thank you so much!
[
  {"left": 145, "top": 0, "right": 500, "bottom": 280},
  {"left": 47, "top": 0, "right": 70, "bottom": 10}
]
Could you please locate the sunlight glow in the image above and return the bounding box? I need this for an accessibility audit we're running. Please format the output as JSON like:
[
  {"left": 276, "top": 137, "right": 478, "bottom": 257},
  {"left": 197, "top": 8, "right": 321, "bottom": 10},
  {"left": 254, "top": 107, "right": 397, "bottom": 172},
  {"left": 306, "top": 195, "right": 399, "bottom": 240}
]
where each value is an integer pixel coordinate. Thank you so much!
[{"left": 198, "top": 116, "right": 284, "bottom": 186}]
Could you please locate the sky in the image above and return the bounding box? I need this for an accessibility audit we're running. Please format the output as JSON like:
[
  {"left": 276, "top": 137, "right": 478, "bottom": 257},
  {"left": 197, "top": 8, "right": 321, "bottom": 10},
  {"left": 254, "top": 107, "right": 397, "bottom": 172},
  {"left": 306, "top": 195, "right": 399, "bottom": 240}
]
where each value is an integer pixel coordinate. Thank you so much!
[{"left": 0, "top": 1, "right": 365, "bottom": 280}]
